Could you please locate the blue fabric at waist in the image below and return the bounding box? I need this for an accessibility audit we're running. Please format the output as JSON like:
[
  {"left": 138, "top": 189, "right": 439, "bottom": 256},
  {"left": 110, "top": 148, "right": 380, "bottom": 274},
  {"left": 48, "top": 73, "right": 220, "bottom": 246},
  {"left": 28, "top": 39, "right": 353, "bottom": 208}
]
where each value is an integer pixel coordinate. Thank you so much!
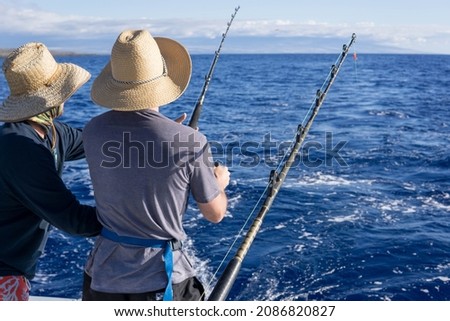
[
  {"left": 101, "top": 228, "right": 168, "bottom": 248},
  {"left": 99, "top": 227, "right": 181, "bottom": 301}
]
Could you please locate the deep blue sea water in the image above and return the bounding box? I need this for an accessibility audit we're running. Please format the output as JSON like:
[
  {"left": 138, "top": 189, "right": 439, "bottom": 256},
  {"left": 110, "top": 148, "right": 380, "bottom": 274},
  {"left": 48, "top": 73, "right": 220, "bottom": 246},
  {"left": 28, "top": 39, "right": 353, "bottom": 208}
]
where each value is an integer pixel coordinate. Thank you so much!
[{"left": 1, "top": 52, "right": 449, "bottom": 301}]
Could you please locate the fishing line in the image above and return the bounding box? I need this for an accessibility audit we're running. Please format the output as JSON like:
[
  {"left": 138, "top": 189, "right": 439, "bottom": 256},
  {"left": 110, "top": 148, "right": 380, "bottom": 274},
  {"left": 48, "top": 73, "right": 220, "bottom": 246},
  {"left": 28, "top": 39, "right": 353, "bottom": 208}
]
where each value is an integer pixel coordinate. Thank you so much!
[
  {"left": 204, "top": 52, "right": 343, "bottom": 295},
  {"left": 203, "top": 178, "right": 272, "bottom": 296},
  {"left": 189, "top": 6, "right": 240, "bottom": 129},
  {"left": 184, "top": 5, "right": 240, "bottom": 298},
  {"left": 352, "top": 43, "right": 358, "bottom": 82},
  {"left": 207, "top": 34, "right": 357, "bottom": 301},
  {"left": 277, "top": 53, "right": 348, "bottom": 170}
]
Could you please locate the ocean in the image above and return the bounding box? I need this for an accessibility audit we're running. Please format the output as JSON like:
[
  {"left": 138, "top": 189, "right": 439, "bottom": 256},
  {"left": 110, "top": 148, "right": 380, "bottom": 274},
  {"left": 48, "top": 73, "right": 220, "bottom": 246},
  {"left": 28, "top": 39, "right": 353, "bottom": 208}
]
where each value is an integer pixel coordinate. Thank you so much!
[{"left": 1, "top": 51, "right": 449, "bottom": 301}]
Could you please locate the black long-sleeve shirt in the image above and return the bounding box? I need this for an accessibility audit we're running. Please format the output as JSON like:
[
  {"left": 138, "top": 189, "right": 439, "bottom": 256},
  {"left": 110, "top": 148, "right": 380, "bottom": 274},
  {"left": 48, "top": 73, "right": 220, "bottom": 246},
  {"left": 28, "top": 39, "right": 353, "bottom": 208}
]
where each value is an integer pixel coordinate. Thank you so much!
[{"left": 0, "top": 121, "right": 101, "bottom": 279}]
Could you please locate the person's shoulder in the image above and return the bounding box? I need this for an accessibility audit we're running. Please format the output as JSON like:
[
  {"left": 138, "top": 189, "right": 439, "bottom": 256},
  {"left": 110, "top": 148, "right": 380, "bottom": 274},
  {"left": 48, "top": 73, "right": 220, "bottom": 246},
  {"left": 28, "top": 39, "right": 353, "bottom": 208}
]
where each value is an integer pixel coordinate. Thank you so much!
[
  {"left": 53, "top": 120, "right": 79, "bottom": 134},
  {"left": 0, "top": 123, "right": 38, "bottom": 148},
  {"left": 0, "top": 130, "right": 50, "bottom": 170},
  {"left": 86, "top": 111, "right": 109, "bottom": 124},
  {"left": 84, "top": 111, "right": 112, "bottom": 131},
  {"left": 174, "top": 122, "right": 208, "bottom": 143}
]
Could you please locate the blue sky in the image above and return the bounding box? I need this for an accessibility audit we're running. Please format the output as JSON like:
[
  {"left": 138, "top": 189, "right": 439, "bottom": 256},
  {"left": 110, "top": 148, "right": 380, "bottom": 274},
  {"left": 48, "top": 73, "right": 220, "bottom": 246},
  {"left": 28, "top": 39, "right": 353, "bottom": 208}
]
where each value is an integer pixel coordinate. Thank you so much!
[{"left": 1, "top": 0, "right": 450, "bottom": 54}]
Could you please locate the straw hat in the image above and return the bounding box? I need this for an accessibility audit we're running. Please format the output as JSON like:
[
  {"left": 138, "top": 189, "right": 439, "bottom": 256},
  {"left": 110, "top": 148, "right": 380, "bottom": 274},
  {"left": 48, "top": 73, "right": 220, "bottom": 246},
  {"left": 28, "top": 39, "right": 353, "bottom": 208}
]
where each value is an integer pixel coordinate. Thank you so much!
[
  {"left": 91, "top": 29, "right": 192, "bottom": 110},
  {"left": 0, "top": 42, "right": 91, "bottom": 122}
]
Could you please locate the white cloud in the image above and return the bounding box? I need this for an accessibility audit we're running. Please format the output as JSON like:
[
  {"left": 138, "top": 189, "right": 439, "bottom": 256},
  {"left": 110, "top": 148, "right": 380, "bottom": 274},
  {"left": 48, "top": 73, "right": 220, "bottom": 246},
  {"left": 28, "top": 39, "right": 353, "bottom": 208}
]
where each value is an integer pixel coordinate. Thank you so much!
[{"left": 1, "top": 2, "right": 450, "bottom": 54}]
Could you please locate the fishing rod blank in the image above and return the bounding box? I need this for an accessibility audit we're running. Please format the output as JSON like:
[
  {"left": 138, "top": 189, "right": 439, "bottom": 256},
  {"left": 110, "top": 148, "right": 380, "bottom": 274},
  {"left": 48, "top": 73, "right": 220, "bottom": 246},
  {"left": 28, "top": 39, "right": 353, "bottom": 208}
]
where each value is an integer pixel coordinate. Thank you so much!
[
  {"left": 188, "top": 6, "right": 240, "bottom": 129},
  {"left": 208, "top": 33, "right": 357, "bottom": 301}
]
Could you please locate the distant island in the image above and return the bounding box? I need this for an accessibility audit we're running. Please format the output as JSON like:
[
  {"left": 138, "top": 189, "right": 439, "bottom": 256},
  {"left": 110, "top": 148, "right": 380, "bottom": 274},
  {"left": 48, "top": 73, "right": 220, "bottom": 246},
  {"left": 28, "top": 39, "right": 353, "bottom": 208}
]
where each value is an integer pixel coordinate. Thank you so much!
[
  {"left": 0, "top": 48, "right": 85, "bottom": 57},
  {"left": 0, "top": 49, "right": 13, "bottom": 57}
]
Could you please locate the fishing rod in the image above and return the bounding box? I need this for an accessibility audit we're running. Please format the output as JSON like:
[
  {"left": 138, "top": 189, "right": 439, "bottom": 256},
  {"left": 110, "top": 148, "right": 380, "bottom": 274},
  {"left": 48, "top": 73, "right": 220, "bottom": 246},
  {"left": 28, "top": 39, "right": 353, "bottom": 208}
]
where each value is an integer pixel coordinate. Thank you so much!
[
  {"left": 208, "top": 33, "right": 357, "bottom": 301},
  {"left": 188, "top": 6, "right": 240, "bottom": 129}
]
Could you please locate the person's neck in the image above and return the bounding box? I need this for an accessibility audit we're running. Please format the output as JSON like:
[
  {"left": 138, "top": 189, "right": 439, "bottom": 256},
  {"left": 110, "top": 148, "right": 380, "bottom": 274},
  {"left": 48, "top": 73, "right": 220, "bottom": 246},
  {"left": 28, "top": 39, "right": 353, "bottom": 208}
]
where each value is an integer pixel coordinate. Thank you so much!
[{"left": 28, "top": 121, "right": 46, "bottom": 139}]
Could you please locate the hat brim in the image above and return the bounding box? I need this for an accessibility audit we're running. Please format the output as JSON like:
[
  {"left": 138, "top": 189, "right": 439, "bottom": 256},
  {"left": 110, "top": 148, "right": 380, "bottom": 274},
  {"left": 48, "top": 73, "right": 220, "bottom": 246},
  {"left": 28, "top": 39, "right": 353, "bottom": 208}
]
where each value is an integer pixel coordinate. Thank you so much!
[
  {"left": 91, "top": 37, "right": 192, "bottom": 111},
  {"left": 0, "top": 63, "right": 90, "bottom": 122}
]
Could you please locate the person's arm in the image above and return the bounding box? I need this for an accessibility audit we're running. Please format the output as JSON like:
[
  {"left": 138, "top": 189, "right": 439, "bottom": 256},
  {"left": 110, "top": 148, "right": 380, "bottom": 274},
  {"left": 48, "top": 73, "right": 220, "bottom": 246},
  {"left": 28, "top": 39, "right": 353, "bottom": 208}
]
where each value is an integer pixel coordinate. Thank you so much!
[
  {"left": 5, "top": 138, "right": 101, "bottom": 236},
  {"left": 189, "top": 131, "right": 230, "bottom": 223},
  {"left": 197, "top": 165, "right": 230, "bottom": 223},
  {"left": 55, "top": 121, "right": 85, "bottom": 161}
]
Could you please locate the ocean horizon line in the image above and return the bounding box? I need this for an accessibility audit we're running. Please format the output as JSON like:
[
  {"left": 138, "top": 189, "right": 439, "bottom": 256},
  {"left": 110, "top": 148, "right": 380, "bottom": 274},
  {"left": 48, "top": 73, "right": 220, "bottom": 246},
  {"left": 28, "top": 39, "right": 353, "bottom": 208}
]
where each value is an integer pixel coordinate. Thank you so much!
[{"left": 1, "top": 48, "right": 448, "bottom": 58}]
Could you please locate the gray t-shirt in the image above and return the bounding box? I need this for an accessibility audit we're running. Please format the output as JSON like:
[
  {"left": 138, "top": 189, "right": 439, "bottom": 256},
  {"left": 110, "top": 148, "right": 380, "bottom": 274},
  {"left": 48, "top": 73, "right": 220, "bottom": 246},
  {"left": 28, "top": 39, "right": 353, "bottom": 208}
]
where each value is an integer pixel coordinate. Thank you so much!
[{"left": 83, "top": 109, "right": 220, "bottom": 293}]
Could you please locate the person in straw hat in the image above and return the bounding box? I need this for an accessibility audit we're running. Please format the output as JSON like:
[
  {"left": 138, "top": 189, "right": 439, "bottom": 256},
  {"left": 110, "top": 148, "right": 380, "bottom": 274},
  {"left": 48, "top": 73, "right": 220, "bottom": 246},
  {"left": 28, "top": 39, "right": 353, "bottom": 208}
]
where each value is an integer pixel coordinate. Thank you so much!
[
  {"left": 81, "top": 29, "right": 230, "bottom": 301},
  {"left": 0, "top": 42, "right": 102, "bottom": 300}
]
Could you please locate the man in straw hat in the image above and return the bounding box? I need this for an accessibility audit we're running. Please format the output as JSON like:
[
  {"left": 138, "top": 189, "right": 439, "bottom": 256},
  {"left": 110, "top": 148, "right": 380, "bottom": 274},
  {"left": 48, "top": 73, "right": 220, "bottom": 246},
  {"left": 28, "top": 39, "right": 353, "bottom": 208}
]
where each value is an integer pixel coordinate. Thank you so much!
[
  {"left": 82, "top": 29, "right": 230, "bottom": 301},
  {"left": 0, "top": 42, "right": 102, "bottom": 300}
]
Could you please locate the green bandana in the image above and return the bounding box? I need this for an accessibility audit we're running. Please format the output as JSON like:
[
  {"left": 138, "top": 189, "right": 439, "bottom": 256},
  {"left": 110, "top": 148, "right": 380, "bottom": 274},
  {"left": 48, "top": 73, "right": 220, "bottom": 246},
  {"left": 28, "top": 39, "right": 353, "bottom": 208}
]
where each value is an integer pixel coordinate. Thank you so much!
[{"left": 28, "top": 104, "right": 64, "bottom": 149}]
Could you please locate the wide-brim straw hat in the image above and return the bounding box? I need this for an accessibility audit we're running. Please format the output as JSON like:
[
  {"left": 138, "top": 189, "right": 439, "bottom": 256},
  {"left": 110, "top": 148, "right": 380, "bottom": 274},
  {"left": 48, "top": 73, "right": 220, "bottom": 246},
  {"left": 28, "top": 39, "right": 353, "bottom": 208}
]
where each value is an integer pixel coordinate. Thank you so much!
[
  {"left": 0, "top": 42, "right": 91, "bottom": 122},
  {"left": 91, "top": 29, "right": 192, "bottom": 110}
]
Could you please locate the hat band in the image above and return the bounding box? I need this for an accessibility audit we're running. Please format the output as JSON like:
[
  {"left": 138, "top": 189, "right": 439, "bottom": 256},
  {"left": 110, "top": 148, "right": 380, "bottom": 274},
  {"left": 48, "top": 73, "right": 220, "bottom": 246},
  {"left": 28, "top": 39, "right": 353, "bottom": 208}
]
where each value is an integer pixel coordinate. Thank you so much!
[{"left": 112, "top": 56, "right": 167, "bottom": 86}]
